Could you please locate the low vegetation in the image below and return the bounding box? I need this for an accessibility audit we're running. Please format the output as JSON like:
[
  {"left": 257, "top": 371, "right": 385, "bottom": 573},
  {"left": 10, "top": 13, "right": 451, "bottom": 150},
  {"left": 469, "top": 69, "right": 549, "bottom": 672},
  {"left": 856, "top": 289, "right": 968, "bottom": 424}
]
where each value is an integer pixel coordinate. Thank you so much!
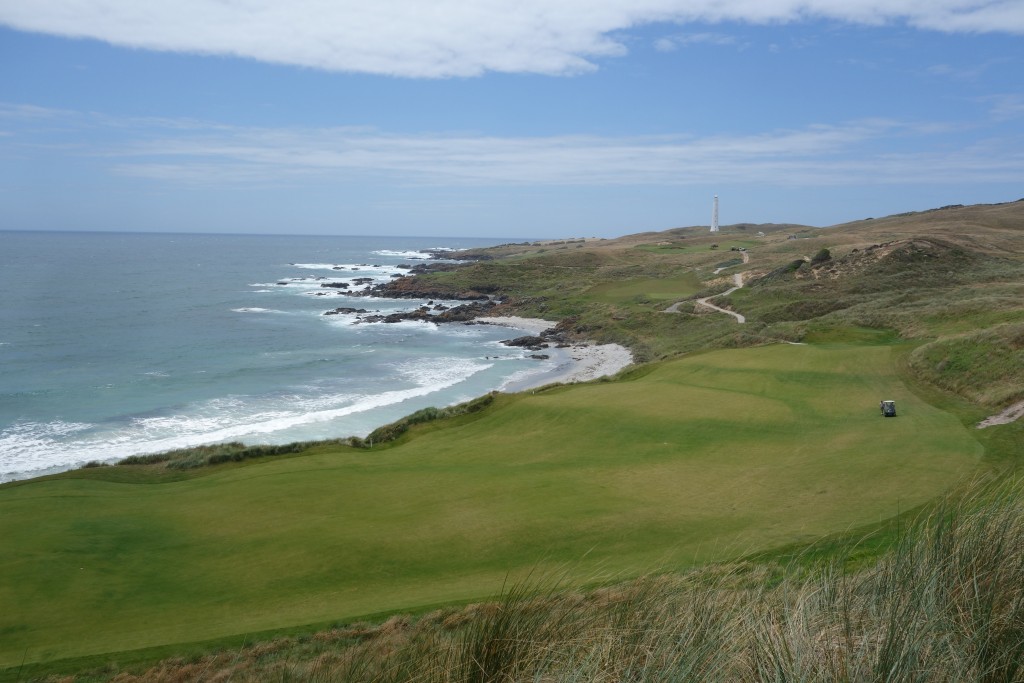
[
  {"left": 119, "top": 440, "right": 330, "bottom": 470},
  {"left": 908, "top": 322, "right": 1024, "bottom": 408},
  {"left": 2, "top": 200, "right": 1023, "bottom": 681},
  {"left": 357, "top": 393, "right": 496, "bottom": 447}
]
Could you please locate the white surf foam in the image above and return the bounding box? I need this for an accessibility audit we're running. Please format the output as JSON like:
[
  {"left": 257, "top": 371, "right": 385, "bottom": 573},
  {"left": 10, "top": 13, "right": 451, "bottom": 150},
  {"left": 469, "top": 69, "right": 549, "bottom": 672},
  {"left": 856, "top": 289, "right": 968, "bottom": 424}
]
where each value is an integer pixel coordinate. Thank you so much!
[
  {"left": 0, "top": 358, "right": 493, "bottom": 483},
  {"left": 290, "top": 263, "right": 341, "bottom": 270},
  {"left": 0, "top": 420, "right": 96, "bottom": 483},
  {"left": 372, "top": 249, "right": 432, "bottom": 259}
]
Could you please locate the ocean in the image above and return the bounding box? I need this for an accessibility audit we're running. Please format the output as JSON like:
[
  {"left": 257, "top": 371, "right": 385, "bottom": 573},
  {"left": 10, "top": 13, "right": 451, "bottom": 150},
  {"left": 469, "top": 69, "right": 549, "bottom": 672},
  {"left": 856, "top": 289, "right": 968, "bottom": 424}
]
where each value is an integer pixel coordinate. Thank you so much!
[{"left": 0, "top": 231, "right": 562, "bottom": 482}]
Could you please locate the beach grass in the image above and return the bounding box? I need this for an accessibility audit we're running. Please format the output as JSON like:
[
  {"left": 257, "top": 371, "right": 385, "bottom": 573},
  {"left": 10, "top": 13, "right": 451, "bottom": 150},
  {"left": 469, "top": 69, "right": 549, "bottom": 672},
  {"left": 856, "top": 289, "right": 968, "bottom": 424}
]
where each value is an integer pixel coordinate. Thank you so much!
[{"left": 0, "top": 341, "right": 982, "bottom": 671}]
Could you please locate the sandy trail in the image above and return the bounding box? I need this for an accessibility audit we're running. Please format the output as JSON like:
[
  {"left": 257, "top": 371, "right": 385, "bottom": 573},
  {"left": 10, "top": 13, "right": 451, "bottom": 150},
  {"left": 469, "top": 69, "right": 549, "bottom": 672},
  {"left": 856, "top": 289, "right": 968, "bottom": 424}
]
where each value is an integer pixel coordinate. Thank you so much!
[
  {"left": 977, "top": 400, "right": 1024, "bottom": 428},
  {"left": 694, "top": 273, "right": 746, "bottom": 323},
  {"left": 665, "top": 251, "right": 749, "bottom": 321}
]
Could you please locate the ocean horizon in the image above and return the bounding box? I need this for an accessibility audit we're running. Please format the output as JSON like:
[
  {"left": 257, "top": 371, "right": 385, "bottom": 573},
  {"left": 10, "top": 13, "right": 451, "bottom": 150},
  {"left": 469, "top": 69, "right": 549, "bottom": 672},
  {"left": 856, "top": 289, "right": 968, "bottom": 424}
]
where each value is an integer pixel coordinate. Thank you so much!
[{"left": 0, "top": 230, "right": 563, "bottom": 482}]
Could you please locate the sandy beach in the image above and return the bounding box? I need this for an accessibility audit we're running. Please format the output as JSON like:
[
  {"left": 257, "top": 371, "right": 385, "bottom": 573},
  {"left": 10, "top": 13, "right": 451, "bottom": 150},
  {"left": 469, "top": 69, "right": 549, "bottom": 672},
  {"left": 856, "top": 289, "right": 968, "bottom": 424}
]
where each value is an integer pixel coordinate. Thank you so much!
[{"left": 473, "top": 316, "right": 634, "bottom": 392}]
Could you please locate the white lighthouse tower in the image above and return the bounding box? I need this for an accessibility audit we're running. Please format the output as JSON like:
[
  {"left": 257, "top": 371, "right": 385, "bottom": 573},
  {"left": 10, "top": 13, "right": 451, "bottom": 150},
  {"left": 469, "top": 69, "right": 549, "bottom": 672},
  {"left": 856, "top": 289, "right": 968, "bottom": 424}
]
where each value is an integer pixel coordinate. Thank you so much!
[{"left": 710, "top": 195, "right": 720, "bottom": 233}]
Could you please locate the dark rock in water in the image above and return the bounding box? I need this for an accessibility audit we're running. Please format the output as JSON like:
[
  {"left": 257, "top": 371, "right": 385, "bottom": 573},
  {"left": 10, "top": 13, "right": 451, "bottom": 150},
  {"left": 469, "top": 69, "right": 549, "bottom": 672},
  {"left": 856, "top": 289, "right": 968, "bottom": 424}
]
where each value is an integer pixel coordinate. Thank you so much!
[
  {"left": 320, "top": 282, "right": 350, "bottom": 289},
  {"left": 358, "top": 310, "right": 427, "bottom": 324},
  {"left": 501, "top": 336, "right": 549, "bottom": 351},
  {"left": 529, "top": 354, "right": 550, "bottom": 360},
  {"left": 380, "top": 310, "right": 430, "bottom": 323},
  {"left": 396, "top": 264, "right": 412, "bottom": 269},
  {"left": 352, "top": 277, "right": 375, "bottom": 285},
  {"left": 390, "top": 274, "right": 403, "bottom": 278},
  {"left": 407, "top": 262, "right": 463, "bottom": 275},
  {"left": 332, "top": 266, "right": 344, "bottom": 270},
  {"left": 434, "top": 300, "right": 495, "bottom": 322},
  {"left": 323, "top": 307, "right": 368, "bottom": 316},
  {"left": 353, "top": 299, "right": 496, "bottom": 325},
  {"left": 277, "top": 282, "right": 289, "bottom": 286}
]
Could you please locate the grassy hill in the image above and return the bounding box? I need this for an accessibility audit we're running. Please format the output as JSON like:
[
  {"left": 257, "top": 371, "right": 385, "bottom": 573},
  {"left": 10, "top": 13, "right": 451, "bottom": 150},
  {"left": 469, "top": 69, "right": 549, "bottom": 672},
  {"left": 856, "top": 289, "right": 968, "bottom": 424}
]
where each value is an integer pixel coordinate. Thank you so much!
[
  {"left": 1, "top": 200, "right": 1021, "bottom": 681},
  {"left": 398, "top": 200, "right": 1024, "bottom": 404}
]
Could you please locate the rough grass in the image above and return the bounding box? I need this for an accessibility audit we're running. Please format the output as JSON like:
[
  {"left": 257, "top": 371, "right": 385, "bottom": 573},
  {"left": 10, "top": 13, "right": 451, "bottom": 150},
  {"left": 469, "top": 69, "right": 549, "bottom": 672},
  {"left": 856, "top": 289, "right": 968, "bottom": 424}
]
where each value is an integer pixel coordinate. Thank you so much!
[
  {"left": 399, "top": 203, "right": 1024, "bottom": 392},
  {"left": 40, "top": 478, "right": 1024, "bottom": 683},
  {"left": 908, "top": 322, "right": 1024, "bottom": 408},
  {"left": 0, "top": 344, "right": 981, "bottom": 671}
]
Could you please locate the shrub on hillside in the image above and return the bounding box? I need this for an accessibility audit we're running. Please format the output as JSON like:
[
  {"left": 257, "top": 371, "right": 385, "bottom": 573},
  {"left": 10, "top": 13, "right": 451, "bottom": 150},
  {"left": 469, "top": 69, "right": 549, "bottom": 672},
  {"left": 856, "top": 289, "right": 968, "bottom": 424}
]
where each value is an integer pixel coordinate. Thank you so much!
[
  {"left": 364, "top": 393, "right": 497, "bottom": 447},
  {"left": 810, "top": 247, "right": 832, "bottom": 265},
  {"left": 908, "top": 322, "right": 1024, "bottom": 407},
  {"left": 114, "top": 440, "right": 347, "bottom": 471},
  {"left": 753, "top": 259, "right": 806, "bottom": 285}
]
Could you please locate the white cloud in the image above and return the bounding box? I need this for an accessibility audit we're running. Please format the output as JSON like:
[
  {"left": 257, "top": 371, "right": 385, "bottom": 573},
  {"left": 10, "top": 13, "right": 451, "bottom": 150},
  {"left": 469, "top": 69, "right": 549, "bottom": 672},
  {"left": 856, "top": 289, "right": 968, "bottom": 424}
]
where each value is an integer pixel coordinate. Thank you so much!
[
  {"left": 5, "top": 103, "right": 1022, "bottom": 187},
  {"left": 654, "top": 37, "right": 679, "bottom": 53},
  {"left": 3, "top": 106, "right": 1013, "bottom": 188},
  {"left": 1, "top": 1, "right": 1022, "bottom": 78},
  {"left": 654, "top": 32, "right": 740, "bottom": 51}
]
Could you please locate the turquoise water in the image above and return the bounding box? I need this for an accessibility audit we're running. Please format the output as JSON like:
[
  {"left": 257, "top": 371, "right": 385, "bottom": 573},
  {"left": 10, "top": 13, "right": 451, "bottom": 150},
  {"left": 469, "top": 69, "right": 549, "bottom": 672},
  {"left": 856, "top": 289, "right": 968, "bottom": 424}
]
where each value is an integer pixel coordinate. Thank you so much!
[{"left": 0, "top": 231, "right": 556, "bottom": 481}]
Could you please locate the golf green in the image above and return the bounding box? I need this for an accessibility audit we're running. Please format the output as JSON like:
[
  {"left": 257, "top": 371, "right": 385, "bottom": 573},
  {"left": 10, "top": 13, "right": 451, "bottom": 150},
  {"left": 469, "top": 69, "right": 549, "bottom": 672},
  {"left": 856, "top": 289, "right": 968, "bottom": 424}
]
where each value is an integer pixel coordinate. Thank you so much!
[{"left": 0, "top": 343, "right": 982, "bottom": 667}]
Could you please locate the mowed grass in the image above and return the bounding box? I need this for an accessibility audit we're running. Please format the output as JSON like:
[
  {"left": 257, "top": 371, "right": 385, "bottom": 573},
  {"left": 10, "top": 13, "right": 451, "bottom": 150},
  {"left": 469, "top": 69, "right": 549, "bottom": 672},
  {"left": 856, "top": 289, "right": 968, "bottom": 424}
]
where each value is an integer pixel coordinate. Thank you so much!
[
  {"left": 582, "top": 271, "right": 701, "bottom": 305},
  {"left": 0, "top": 344, "right": 982, "bottom": 669}
]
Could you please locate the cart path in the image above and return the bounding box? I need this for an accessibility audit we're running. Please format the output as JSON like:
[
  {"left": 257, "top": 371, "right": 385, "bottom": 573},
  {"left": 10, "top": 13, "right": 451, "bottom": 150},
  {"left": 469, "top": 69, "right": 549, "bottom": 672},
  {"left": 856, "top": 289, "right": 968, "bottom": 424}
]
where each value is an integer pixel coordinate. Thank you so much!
[
  {"left": 694, "top": 273, "right": 746, "bottom": 323},
  {"left": 664, "top": 250, "right": 749, "bottom": 322},
  {"left": 977, "top": 399, "right": 1024, "bottom": 429}
]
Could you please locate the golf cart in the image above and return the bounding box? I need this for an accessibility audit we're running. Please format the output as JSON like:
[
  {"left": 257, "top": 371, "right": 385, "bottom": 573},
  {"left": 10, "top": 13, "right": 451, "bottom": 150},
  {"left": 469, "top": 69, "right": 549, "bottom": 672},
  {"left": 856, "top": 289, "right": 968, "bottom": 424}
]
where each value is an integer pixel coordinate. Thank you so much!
[{"left": 880, "top": 400, "right": 896, "bottom": 417}]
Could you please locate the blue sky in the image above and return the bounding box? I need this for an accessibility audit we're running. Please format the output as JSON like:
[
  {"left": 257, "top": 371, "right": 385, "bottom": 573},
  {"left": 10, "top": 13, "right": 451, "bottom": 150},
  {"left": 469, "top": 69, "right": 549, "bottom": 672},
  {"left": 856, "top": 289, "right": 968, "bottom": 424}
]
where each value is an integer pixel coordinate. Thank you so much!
[{"left": 1, "top": 2, "right": 1023, "bottom": 238}]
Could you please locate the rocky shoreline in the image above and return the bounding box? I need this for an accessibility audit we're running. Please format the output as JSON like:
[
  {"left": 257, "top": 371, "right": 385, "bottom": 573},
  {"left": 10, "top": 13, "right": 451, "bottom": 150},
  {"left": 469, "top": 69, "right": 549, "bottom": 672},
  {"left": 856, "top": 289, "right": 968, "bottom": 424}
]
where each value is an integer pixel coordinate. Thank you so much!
[
  {"left": 318, "top": 255, "right": 633, "bottom": 391},
  {"left": 475, "top": 317, "right": 635, "bottom": 390}
]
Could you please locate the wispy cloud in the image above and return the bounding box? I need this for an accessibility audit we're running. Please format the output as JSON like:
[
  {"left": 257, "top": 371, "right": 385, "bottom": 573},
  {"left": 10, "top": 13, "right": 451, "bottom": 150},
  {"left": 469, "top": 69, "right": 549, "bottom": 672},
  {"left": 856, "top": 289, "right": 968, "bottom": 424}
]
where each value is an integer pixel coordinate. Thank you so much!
[
  {"left": 1, "top": 1, "right": 1022, "bottom": 78},
  {"left": 654, "top": 32, "right": 741, "bottom": 52},
  {"left": 927, "top": 59, "right": 1009, "bottom": 82},
  {"left": 5, "top": 105, "right": 1020, "bottom": 189},
  {"left": 983, "top": 94, "right": 1024, "bottom": 121}
]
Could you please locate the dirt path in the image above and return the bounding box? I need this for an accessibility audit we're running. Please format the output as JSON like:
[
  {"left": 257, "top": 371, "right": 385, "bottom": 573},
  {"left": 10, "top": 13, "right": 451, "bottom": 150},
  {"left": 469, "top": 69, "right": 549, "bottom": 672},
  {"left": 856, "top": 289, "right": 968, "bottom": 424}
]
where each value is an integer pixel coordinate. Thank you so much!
[
  {"left": 977, "top": 400, "right": 1024, "bottom": 428},
  {"left": 693, "top": 273, "right": 746, "bottom": 323},
  {"left": 665, "top": 252, "right": 748, "bottom": 322}
]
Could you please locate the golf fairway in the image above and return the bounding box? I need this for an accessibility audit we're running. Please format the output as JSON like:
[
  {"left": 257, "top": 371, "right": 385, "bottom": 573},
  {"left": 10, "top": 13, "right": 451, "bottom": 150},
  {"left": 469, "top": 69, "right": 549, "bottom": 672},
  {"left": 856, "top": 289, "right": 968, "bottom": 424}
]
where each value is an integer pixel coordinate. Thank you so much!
[{"left": 0, "top": 343, "right": 982, "bottom": 666}]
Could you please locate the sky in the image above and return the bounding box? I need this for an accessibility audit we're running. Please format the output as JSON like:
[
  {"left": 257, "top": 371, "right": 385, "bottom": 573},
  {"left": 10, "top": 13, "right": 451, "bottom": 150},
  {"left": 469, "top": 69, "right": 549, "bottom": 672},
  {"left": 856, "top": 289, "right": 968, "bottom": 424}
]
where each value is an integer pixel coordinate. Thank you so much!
[{"left": 1, "top": 1, "right": 1023, "bottom": 238}]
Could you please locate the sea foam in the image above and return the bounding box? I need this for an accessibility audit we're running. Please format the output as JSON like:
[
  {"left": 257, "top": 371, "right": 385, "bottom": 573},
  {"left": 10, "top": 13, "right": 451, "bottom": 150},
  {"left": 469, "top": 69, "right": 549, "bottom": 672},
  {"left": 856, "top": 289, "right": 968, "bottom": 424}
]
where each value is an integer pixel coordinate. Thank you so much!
[{"left": 0, "top": 357, "right": 493, "bottom": 482}]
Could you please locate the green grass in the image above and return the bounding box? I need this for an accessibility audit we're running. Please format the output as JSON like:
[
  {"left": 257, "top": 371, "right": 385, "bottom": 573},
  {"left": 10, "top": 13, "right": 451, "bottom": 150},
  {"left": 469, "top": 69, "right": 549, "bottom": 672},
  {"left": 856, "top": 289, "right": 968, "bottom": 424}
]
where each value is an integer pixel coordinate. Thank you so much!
[
  {"left": 0, "top": 343, "right": 982, "bottom": 671},
  {"left": 581, "top": 272, "right": 700, "bottom": 306},
  {"left": 908, "top": 322, "right": 1024, "bottom": 408}
]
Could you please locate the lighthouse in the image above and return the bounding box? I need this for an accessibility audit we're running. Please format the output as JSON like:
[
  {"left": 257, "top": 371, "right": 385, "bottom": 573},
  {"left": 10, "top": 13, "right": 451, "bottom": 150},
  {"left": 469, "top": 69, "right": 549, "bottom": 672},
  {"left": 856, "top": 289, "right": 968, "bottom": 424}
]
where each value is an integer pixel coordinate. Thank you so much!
[{"left": 710, "top": 195, "right": 720, "bottom": 233}]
